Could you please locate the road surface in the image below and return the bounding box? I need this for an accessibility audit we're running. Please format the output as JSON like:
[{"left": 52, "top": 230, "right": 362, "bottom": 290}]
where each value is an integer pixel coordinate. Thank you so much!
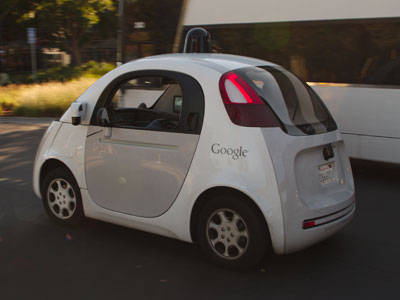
[{"left": 0, "top": 120, "right": 399, "bottom": 300}]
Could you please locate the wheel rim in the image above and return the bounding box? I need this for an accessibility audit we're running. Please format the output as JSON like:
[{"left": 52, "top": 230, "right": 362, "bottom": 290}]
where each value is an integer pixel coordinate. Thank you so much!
[
  {"left": 47, "top": 178, "right": 76, "bottom": 220},
  {"left": 206, "top": 208, "right": 249, "bottom": 260}
]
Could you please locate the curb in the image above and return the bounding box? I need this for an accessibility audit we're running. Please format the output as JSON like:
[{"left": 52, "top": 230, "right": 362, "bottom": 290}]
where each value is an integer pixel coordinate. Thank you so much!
[{"left": 0, "top": 116, "right": 57, "bottom": 125}]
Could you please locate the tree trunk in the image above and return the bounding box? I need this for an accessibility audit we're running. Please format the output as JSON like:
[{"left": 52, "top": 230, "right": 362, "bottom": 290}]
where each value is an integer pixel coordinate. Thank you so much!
[
  {"left": 71, "top": 36, "right": 81, "bottom": 66},
  {"left": 70, "top": 22, "right": 81, "bottom": 66}
]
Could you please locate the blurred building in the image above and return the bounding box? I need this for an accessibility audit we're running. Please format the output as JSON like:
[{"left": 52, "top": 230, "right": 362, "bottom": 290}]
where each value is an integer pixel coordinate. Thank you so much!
[{"left": 121, "top": 0, "right": 183, "bottom": 62}]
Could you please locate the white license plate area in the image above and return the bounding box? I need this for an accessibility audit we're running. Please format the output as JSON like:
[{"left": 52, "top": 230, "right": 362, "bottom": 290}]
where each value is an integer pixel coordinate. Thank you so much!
[{"left": 318, "top": 162, "right": 336, "bottom": 185}]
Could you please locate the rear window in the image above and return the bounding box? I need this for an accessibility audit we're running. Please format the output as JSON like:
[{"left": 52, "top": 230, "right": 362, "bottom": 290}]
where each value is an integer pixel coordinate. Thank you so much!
[{"left": 235, "top": 66, "right": 337, "bottom": 135}]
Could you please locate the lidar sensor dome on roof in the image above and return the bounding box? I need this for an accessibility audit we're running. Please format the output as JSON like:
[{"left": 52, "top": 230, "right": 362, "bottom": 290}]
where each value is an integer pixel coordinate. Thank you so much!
[{"left": 183, "top": 27, "right": 211, "bottom": 53}]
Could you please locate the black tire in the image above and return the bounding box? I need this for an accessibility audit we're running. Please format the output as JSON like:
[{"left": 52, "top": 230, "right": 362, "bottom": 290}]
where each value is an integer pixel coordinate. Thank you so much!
[
  {"left": 41, "top": 168, "right": 85, "bottom": 226},
  {"left": 197, "top": 194, "right": 271, "bottom": 269}
]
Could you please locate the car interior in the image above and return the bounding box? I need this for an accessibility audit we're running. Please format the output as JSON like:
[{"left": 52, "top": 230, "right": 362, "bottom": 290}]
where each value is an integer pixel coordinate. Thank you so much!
[{"left": 108, "top": 76, "right": 183, "bottom": 132}]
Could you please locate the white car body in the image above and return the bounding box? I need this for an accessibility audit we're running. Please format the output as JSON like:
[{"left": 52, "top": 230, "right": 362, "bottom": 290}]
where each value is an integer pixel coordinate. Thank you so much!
[{"left": 33, "top": 53, "right": 355, "bottom": 260}]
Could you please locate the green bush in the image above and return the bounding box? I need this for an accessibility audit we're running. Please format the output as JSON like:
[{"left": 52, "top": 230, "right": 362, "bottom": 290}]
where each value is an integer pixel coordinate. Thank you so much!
[
  {"left": 9, "top": 61, "right": 115, "bottom": 84},
  {"left": 80, "top": 61, "right": 115, "bottom": 78},
  {"left": 0, "top": 98, "right": 15, "bottom": 111},
  {"left": 35, "top": 66, "right": 80, "bottom": 82}
]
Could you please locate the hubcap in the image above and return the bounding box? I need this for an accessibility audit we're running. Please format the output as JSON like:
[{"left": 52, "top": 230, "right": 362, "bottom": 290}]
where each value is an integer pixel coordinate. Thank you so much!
[
  {"left": 47, "top": 178, "right": 76, "bottom": 220},
  {"left": 206, "top": 209, "right": 249, "bottom": 260}
]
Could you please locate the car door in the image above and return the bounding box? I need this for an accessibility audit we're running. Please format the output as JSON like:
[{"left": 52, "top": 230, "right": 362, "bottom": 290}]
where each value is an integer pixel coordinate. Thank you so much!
[{"left": 84, "top": 70, "right": 204, "bottom": 217}]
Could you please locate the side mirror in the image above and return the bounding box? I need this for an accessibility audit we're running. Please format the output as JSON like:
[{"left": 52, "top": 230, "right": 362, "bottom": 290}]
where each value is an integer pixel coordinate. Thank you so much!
[
  {"left": 96, "top": 107, "right": 110, "bottom": 127},
  {"left": 71, "top": 102, "right": 87, "bottom": 126}
]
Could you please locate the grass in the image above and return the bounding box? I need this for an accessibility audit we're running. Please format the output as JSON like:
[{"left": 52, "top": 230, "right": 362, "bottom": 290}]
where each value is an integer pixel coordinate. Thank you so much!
[
  {"left": 0, "top": 78, "right": 97, "bottom": 117},
  {"left": 0, "top": 61, "right": 114, "bottom": 117}
]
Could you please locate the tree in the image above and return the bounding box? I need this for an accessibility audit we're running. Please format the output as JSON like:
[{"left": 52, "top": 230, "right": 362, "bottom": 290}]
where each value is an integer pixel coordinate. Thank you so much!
[
  {"left": 28, "top": 0, "right": 116, "bottom": 65},
  {"left": 0, "top": 0, "right": 35, "bottom": 44}
]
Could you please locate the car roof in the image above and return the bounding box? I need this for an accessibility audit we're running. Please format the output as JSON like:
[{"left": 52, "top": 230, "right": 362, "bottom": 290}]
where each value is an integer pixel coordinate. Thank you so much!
[{"left": 125, "top": 53, "right": 278, "bottom": 74}]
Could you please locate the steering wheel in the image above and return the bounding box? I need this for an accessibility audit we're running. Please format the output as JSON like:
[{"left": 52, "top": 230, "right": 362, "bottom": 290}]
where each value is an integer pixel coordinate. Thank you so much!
[{"left": 146, "top": 119, "right": 177, "bottom": 131}]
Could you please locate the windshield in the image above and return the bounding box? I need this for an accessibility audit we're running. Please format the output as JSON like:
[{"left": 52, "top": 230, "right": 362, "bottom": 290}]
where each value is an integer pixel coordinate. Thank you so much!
[{"left": 235, "top": 66, "right": 337, "bottom": 135}]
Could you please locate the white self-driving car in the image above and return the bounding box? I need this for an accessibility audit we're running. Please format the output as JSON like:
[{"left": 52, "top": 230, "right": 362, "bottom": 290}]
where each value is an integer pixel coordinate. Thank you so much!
[{"left": 33, "top": 51, "right": 355, "bottom": 268}]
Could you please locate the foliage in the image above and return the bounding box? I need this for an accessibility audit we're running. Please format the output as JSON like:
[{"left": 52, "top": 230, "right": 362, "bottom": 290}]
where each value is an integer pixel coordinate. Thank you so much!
[
  {"left": 1, "top": 0, "right": 117, "bottom": 66},
  {"left": 81, "top": 61, "right": 115, "bottom": 77},
  {"left": 0, "top": 78, "right": 96, "bottom": 117},
  {"left": 0, "top": 0, "right": 35, "bottom": 41},
  {"left": 35, "top": 0, "right": 115, "bottom": 65},
  {"left": 0, "top": 97, "right": 15, "bottom": 111},
  {"left": 8, "top": 61, "right": 114, "bottom": 84}
]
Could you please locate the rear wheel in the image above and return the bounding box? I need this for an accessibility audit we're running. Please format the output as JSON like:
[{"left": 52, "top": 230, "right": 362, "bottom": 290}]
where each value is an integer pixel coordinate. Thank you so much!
[
  {"left": 197, "top": 194, "right": 270, "bottom": 269},
  {"left": 42, "top": 168, "right": 84, "bottom": 226}
]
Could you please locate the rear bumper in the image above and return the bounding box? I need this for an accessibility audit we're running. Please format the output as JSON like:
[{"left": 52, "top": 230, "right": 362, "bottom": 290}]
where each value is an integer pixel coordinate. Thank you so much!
[
  {"left": 261, "top": 128, "right": 355, "bottom": 254},
  {"left": 284, "top": 196, "right": 355, "bottom": 254},
  {"left": 303, "top": 201, "right": 354, "bottom": 229}
]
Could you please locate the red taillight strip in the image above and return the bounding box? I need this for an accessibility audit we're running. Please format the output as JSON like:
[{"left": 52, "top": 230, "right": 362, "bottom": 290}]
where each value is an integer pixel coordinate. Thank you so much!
[
  {"left": 226, "top": 73, "right": 254, "bottom": 104},
  {"left": 218, "top": 70, "right": 281, "bottom": 128},
  {"left": 220, "top": 72, "right": 263, "bottom": 105}
]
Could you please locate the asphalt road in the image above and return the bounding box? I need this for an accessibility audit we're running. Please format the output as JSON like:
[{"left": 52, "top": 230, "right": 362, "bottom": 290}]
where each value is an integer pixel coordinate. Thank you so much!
[{"left": 0, "top": 120, "right": 399, "bottom": 300}]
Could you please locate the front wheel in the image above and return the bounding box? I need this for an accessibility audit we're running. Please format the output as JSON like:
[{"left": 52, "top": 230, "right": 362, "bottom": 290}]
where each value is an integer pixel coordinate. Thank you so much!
[
  {"left": 197, "top": 195, "right": 270, "bottom": 269},
  {"left": 41, "top": 168, "right": 85, "bottom": 226}
]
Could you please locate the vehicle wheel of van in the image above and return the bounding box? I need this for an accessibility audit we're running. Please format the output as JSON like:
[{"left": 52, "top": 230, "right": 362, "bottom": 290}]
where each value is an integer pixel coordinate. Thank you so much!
[
  {"left": 197, "top": 195, "right": 270, "bottom": 269},
  {"left": 42, "top": 168, "right": 84, "bottom": 226}
]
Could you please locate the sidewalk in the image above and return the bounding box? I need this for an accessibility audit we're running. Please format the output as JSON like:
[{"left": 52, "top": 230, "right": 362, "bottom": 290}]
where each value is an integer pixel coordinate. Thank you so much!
[{"left": 0, "top": 116, "right": 57, "bottom": 125}]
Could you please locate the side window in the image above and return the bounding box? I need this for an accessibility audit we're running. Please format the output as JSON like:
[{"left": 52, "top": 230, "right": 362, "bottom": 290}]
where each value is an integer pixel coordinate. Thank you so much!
[{"left": 108, "top": 75, "right": 184, "bottom": 132}]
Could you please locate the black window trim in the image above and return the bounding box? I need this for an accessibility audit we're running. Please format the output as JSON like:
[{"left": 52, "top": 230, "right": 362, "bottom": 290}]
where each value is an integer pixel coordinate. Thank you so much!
[{"left": 90, "top": 69, "right": 205, "bottom": 135}]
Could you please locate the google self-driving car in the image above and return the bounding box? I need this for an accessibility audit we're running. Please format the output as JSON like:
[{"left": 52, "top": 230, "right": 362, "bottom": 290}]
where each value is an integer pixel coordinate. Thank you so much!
[{"left": 33, "top": 29, "right": 355, "bottom": 268}]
